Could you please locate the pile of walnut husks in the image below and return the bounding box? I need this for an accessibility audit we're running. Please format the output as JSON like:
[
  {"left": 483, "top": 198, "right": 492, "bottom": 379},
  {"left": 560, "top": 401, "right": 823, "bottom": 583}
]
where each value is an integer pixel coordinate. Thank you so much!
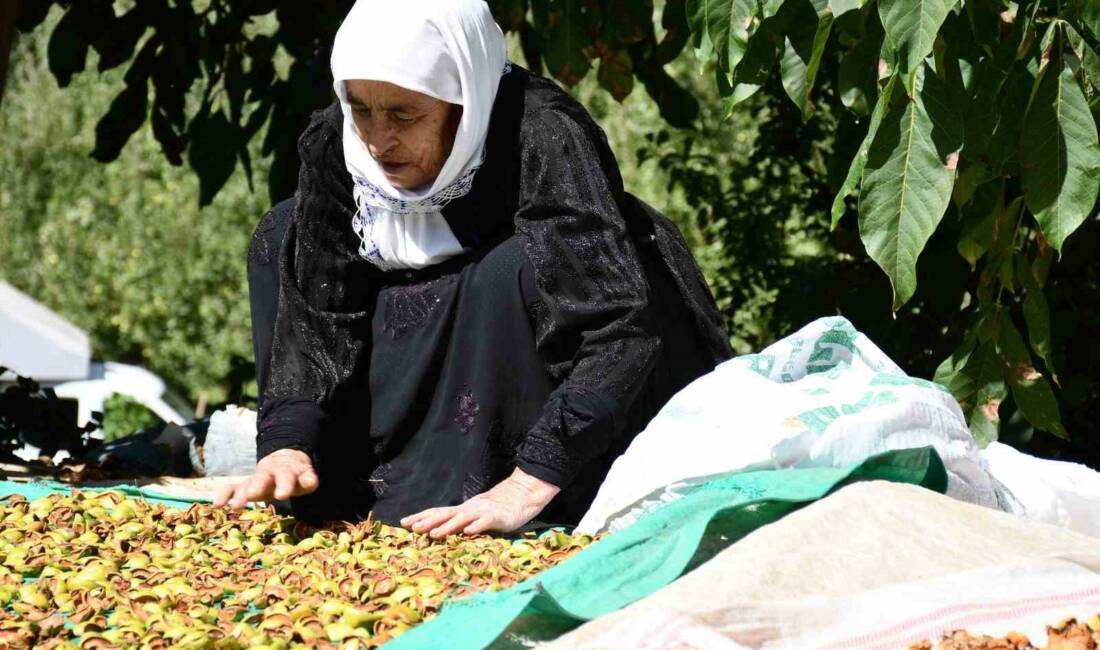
[
  {"left": 910, "top": 615, "right": 1100, "bottom": 650},
  {"left": 0, "top": 491, "right": 595, "bottom": 649}
]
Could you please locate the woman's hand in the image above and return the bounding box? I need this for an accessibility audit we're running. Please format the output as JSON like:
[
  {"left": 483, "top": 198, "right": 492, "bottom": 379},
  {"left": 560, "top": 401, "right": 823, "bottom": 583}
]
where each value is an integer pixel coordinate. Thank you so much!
[
  {"left": 401, "top": 468, "right": 560, "bottom": 538},
  {"left": 213, "top": 449, "right": 320, "bottom": 510}
]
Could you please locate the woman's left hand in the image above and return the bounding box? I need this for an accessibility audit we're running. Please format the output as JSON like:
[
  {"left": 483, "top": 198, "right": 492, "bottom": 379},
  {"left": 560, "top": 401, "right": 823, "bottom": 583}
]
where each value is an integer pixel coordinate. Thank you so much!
[{"left": 401, "top": 468, "right": 560, "bottom": 538}]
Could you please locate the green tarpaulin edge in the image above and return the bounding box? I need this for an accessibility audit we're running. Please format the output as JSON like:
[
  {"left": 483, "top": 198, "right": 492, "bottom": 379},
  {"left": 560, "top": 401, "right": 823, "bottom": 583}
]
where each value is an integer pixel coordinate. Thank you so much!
[
  {"left": 0, "top": 479, "right": 212, "bottom": 509},
  {"left": 386, "top": 447, "right": 948, "bottom": 650}
]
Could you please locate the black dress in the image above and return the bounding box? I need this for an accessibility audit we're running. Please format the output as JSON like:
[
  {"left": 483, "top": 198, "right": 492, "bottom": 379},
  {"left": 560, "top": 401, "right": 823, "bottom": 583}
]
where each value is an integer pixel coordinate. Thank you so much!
[{"left": 247, "top": 65, "right": 732, "bottom": 526}]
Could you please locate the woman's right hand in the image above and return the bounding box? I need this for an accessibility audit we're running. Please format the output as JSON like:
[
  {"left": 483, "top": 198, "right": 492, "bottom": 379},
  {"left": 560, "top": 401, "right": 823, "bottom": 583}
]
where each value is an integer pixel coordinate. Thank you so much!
[{"left": 213, "top": 448, "right": 320, "bottom": 510}]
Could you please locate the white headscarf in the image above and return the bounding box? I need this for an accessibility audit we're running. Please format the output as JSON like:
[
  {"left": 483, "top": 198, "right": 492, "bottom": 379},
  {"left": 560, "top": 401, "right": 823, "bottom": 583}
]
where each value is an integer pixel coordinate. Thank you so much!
[{"left": 330, "top": 0, "right": 508, "bottom": 270}]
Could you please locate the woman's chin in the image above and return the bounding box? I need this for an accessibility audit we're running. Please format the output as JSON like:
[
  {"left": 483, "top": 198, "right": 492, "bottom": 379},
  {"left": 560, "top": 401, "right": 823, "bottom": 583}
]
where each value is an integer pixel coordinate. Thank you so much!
[{"left": 387, "top": 173, "right": 434, "bottom": 192}]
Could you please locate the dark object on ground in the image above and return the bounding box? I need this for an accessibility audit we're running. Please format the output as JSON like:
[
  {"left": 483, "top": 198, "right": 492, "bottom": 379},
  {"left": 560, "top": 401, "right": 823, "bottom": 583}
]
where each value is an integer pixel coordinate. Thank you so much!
[
  {"left": 0, "top": 368, "right": 100, "bottom": 459},
  {"left": 80, "top": 418, "right": 209, "bottom": 478}
]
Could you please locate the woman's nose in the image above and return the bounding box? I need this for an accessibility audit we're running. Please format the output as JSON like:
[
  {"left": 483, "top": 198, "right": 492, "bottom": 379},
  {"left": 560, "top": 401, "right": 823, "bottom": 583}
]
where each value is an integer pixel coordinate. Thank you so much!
[{"left": 366, "top": 123, "right": 399, "bottom": 159}]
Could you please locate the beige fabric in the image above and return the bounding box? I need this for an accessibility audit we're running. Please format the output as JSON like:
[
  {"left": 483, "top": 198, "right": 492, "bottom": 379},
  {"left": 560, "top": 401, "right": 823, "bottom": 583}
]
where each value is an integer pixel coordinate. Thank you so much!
[
  {"left": 543, "top": 481, "right": 1100, "bottom": 649},
  {"left": 81, "top": 476, "right": 247, "bottom": 502}
]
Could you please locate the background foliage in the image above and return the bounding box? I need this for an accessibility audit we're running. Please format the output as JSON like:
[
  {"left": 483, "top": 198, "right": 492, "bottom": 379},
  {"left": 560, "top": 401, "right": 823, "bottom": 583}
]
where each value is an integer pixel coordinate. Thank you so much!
[
  {"left": 0, "top": 17, "right": 265, "bottom": 407},
  {"left": 0, "top": 0, "right": 1097, "bottom": 465},
  {"left": 100, "top": 393, "right": 164, "bottom": 443}
]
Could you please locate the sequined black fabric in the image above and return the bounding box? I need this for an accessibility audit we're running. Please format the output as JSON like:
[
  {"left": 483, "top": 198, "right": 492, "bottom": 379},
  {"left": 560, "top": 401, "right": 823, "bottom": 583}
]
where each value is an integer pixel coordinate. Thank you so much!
[
  {"left": 454, "top": 391, "right": 480, "bottom": 435},
  {"left": 248, "top": 209, "right": 278, "bottom": 266},
  {"left": 368, "top": 463, "right": 391, "bottom": 499},
  {"left": 252, "top": 65, "right": 732, "bottom": 525},
  {"left": 383, "top": 278, "right": 447, "bottom": 339}
]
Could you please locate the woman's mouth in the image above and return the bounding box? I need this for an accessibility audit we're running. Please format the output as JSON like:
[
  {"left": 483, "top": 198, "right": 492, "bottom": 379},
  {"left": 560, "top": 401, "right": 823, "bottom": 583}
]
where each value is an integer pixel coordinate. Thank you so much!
[{"left": 380, "top": 161, "right": 409, "bottom": 175}]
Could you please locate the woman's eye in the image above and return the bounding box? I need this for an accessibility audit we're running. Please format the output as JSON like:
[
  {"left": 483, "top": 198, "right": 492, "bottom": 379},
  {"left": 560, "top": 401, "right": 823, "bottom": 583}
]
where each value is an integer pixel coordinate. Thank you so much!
[{"left": 392, "top": 113, "right": 414, "bottom": 124}]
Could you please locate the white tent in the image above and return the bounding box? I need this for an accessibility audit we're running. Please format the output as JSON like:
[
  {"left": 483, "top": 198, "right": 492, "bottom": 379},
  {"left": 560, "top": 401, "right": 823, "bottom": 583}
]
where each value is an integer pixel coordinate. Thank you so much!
[{"left": 0, "top": 280, "right": 90, "bottom": 382}]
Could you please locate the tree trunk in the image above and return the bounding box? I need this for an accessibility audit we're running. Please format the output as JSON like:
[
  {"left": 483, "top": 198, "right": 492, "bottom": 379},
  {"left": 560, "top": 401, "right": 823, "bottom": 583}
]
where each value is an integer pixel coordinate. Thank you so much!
[{"left": 0, "top": 0, "right": 21, "bottom": 108}]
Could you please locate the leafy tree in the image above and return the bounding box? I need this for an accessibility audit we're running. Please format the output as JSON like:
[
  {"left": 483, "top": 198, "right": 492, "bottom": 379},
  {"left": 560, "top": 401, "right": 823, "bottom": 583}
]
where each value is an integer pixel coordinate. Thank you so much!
[
  {"left": 684, "top": 0, "right": 1100, "bottom": 449},
  {"left": 8, "top": 0, "right": 1100, "bottom": 454},
  {"left": 0, "top": 19, "right": 266, "bottom": 408},
  {"left": 9, "top": 0, "right": 699, "bottom": 205}
]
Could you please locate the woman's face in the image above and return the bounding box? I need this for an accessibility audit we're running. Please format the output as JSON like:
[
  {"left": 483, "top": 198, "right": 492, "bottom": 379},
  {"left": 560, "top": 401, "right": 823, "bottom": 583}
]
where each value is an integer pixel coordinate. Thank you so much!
[{"left": 344, "top": 79, "right": 463, "bottom": 191}]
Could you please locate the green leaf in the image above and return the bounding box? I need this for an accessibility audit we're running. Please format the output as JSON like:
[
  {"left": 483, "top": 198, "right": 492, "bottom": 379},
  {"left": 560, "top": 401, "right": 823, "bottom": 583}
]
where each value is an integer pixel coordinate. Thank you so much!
[
  {"left": 686, "top": 0, "right": 756, "bottom": 77},
  {"left": 92, "top": 81, "right": 149, "bottom": 163},
  {"left": 597, "top": 47, "right": 635, "bottom": 100},
  {"left": 151, "top": 105, "right": 186, "bottom": 167},
  {"left": 838, "top": 9, "right": 885, "bottom": 117},
  {"left": 723, "top": 81, "right": 765, "bottom": 110},
  {"left": 878, "top": 0, "right": 959, "bottom": 88},
  {"left": 636, "top": 64, "right": 700, "bottom": 128},
  {"left": 858, "top": 65, "right": 963, "bottom": 310},
  {"left": 92, "top": 5, "right": 147, "bottom": 72},
  {"left": 656, "top": 0, "right": 692, "bottom": 64},
  {"left": 762, "top": 0, "right": 786, "bottom": 20},
  {"left": 962, "top": 62, "right": 1031, "bottom": 178},
  {"left": 780, "top": 0, "right": 835, "bottom": 117},
  {"left": 47, "top": 4, "right": 91, "bottom": 88},
  {"left": 934, "top": 336, "right": 1005, "bottom": 447},
  {"left": 15, "top": 1, "right": 52, "bottom": 32},
  {"left": 518, "top": 23, "right": 546, "bottom": 76},
  {"left": 715, "top": 7, "right": 789, "bottom": 108},
  {"left": 1020, "top": 45, "right": 1100, "bottom": 255},
  {"left": 956, "top": 178, "right": 1003, "bottom": 269},
  {"left": 968, "top": 376, "right": 1007, "bottom": 447},
  {"left": 829, "top": 0, "right": 864, "bottom": 18},
  {"left": 994, "top": 315, "right": 1067, "bottom": 439},
  {"left": 984, "top": 196, "right": 1023, "bottom": 296},
  {"left": 951, "top": 159, "right": 995, "bottom": 208},
  {"left": 964, "top": 0, "right": 1004, "bottom": 55},
  {"left": 832, "top": 75, "right": 898, "bottom": 228},
  {"left": 989, "top": 71, "right": 1033, "bottom": 176},
  {"left": 489, "top": 0, "right": 527, "bottom": 30},
  {"left": 1033, "top": 233, "right": 1055, "bottom": 286},
  {"left": 188, "top": 109, "right": 239, "bottom": 207},
  {"left": 604, "top": 0, "right": 655, "bottom": 45},
  {"left": 1067, "top": 25, "right": 1100, "bottom": 99},
  {"left": 1016, "top": 256, "right": 1056, "bottom": 381},
  {"left": 1078, "top": 0, "right": 1100, "bottom": 42},
  {"left": 534, "top": 0, "right": 594, "bottom": 85}
]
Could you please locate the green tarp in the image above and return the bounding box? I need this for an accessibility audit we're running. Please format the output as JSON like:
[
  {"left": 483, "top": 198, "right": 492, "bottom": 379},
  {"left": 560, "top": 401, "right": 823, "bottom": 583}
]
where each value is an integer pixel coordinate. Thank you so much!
[{"left": 387, "top": 447, "right": 947, "bottom": 649}]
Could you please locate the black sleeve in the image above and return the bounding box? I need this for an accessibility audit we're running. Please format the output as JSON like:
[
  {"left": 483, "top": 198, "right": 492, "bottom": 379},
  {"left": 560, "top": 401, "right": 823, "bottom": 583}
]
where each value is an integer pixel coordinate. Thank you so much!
[
  {"left": 513, "top": 107, "right": 661, "bottom": 487},
  {"left": 253, "top": 106, "right": 374, "bottom": 469},
  {"left": 253, "top": 210, "right": 373, "bottom": 469}
]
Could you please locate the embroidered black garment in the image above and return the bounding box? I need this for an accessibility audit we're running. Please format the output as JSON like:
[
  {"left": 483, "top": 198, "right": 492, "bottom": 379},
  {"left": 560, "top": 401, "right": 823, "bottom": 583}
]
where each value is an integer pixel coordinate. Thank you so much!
[{"left": 251, "top": 65, "right": 732, "bottom": 525}]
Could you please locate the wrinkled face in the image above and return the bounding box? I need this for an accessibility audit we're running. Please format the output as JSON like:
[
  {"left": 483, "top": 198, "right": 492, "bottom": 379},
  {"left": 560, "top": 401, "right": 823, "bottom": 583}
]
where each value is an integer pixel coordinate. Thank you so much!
[{"left": 344, "top": 79, "right": 463, "bottom": 191}]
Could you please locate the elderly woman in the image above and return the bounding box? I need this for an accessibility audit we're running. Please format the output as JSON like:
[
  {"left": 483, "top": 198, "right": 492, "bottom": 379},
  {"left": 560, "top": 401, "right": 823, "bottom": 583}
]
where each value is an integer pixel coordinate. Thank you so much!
[{"left": 216, "top": 0, "right": 731, "bottom": 537}]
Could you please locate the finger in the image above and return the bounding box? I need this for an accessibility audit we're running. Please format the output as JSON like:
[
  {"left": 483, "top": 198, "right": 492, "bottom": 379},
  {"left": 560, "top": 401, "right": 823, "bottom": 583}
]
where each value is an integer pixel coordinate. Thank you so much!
[
  {"left": 272, "top": 467, "right": 298, "bottom": 501},
  {"left": 430, "top": 510, "right": 479, "bottom": 539},
  {"left": 213, "top": 482, "right": 237, "bottom": 508},
  {"left": 413, "top": 508, "right": 464, "bottom": 534},
  {"left": 402, "top": 508, "right": 450, "bottom": 532},
  {"left": 243, "top": 470, "right": 276, "bottom": 502},
  {"left": 228, "top": 481, "right": 253, "bottom": 510},
  {"left": 295, "top": 467, "right": 320, "bottom": 494},
  {"left": 463, "top": 515, "right": 495, "bottom": 536},
  {"left": 409, "top": 510, "right": 456, "bottom": 534}
]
